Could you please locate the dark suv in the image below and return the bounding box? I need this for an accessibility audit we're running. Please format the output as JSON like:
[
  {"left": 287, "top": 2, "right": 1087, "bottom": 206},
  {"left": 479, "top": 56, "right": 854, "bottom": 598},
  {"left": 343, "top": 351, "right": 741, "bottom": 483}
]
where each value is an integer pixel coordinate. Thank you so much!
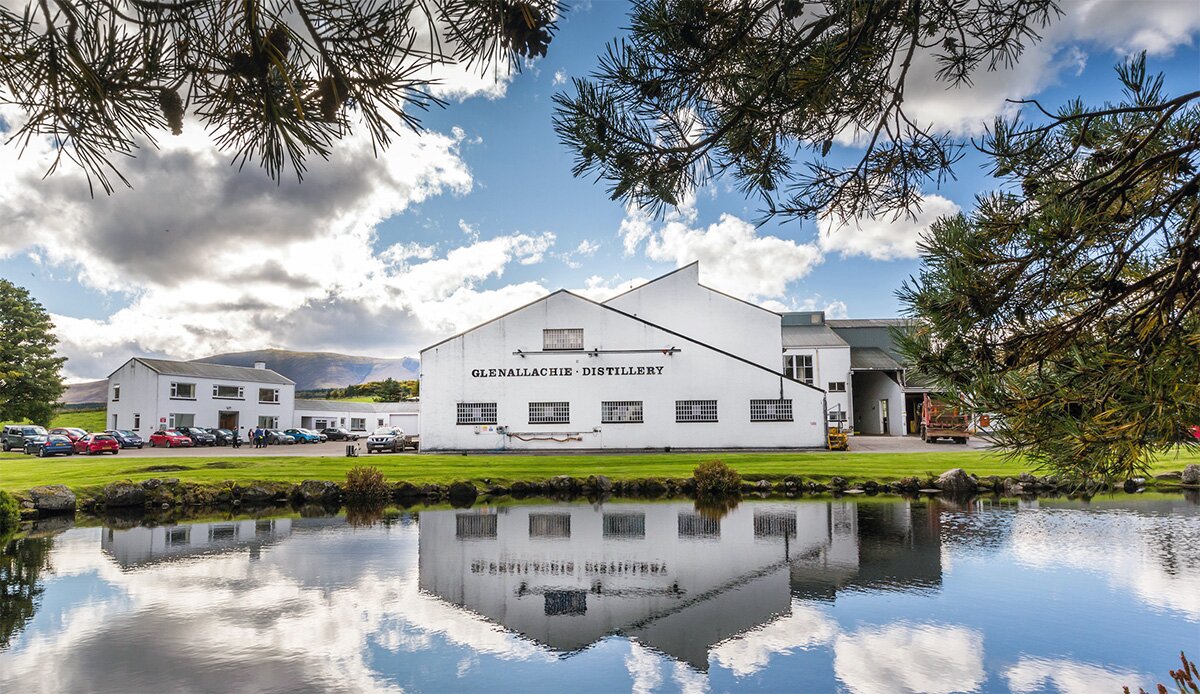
[
  {"left": 2, "top": 425, "right": 49, "bottom": 452},
  {"left": 177, "top": 426, "right": 217, "bottom": 446}
]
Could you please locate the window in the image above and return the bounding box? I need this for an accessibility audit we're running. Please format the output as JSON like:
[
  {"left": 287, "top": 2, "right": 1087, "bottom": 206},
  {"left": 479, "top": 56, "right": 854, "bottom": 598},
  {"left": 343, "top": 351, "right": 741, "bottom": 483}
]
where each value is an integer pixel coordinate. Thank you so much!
[
  {"left": 456, "top": 513, "right": 498, "bottom": 539},
  {"left": 209, "top": 524, "right": 236, "bottom": 541},
  {"left": 750, "top": 399, "right": 793, "bottom": 422},
  {"left": 601, "top": 401, "right": 644, "bottom": 423},
  {"left": 112, "top": 384, "right": 120, "bottom": 401},
  {"left": 529, "top": 513, "right": 571, "bottom": 539},
  {"left": 543, "top": 328, "right": 584, "bottom": 351},
  {"left": 259, "top": 388, "right": 279, "bottom": 403},
  {"left": 166, "top": 527, "right": 190, "bottom": 547},
  {"left": 133, "top": 413, "right": 141, "bottom": 430},
  {"left": 257, "top": 415, "right": 278, "bottom": 428},
  {"left": 603, "top": 512, "right": 646, "bottom": 539},
  {"left": 529, "top": 401, "right": 569, "bottom": 424},
  {"left": 828, "top": 410, "right": 848, "bottom": 424},
  {"left": 828, "top": 381, "right": 846, "bottom": 392},
  {"left": 783, "top": 355, "right": 814, "bottom": 384},
  {"left": 377, "top": 418, "right": 385, "bottom": 427},
  {"left": 350, "top": 417, "right": 366, "bottom": 431},
  {"left": 213, "top": 384, "right": 244, "bottom": 399},
  {"left": 170, "top": 382, "right": 196, "bottom": 399},
  {"left": 457, "top": 402, "right": 497, "bottom": 425},
  {"left": 754, "top": 512, "right": 798, "bottom": 539},
  {"left": 675, "top": 400, "right": 718, "bottom": 423},
  {"left": 169, "top": 413, "right": 195, "bottom": 428},
  {"left": 678, "top": 512, "right": 720, "bottom": 538}
]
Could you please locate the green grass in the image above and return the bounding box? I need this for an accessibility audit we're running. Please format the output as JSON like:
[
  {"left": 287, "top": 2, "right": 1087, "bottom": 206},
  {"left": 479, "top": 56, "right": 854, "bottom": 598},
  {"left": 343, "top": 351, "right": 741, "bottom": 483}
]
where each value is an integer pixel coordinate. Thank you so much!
[
  {"left": 0, "top": 407, "right": 106, "bottom": 433},
  {"left": 1, "top": 447, "right": 1197, "bottom": 495}
]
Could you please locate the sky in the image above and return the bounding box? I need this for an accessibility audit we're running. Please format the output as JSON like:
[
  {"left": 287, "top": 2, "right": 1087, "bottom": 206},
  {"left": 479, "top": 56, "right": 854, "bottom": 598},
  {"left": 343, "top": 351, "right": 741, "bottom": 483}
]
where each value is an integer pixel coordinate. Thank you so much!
[{"left": 1, "top": 0, "right": 1198, "bottom": 381}]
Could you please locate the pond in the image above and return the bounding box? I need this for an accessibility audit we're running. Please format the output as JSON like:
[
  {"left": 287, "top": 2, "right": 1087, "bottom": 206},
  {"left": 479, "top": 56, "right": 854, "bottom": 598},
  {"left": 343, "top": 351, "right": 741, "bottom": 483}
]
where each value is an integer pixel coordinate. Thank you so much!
[{"left": 2, "top": 495, "right": 1197, "bottom": 693}]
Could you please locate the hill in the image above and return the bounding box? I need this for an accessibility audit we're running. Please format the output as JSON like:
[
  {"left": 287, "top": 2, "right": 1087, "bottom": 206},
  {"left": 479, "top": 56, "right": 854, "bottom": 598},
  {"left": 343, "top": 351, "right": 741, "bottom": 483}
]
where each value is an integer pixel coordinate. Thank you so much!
[{"left": 62, "top": 349, "right": 419, "bottom": 405}]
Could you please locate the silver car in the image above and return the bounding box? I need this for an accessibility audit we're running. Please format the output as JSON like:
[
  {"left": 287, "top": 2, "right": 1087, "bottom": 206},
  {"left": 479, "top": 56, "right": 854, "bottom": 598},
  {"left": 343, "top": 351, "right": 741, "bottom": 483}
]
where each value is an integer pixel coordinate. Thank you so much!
[{"left": 366, "top": 427, "right": 407, "bottom": 453}]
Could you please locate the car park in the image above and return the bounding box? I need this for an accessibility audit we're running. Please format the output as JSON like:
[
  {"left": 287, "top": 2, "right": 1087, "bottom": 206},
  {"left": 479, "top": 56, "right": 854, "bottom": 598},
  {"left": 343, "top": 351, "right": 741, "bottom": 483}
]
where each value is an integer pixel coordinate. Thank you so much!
[
  {"left": 320, "top": 428, "right": 359, "bottom": 441},
  {"left": 23, "top": 434, "right": 75, "bottom": 457},
  {"left": 177, "top": 426, "right": 217, "bottom": 446},
  {"left": 211, "top": 428, "right": 239, "bottom": 446},
  {"left": 74, "top": 433, "right": 121, "bottom": 455},
  {"left": 49, "top": 427, "right": 88, "bottom": 443},
  {"left": 105, "top": 430, "right": 145, "bottom": 449},
  {"left": 149, "top": 430, "right": 194, "bottom": 448},
  {"left": 2, "top": 425, "right": 49, "bottom": 452},
  {"left": 305, "top": 428, "right": 328, "bottom": 443},
  {"left": 366, "top": 427, "right": 408, "bottom": 453},
  {"left": 285, "top": 428, "right": 321, "bottom": 443},
  {"left": 268, "top": 430, "right": 296, "bottom": 445}
]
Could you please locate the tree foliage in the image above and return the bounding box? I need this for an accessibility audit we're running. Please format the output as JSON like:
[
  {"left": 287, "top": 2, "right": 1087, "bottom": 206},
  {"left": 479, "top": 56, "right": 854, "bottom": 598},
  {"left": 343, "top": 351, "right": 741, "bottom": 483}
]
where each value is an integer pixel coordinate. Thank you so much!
[
  {"left": 897, "top": 56, "right": 1200, "bottom": 481},
  {"left": 554, "top": 0, "right": 1060, "bottom": 222},
  {"left": 0, "top": 535, "right": 54, "bottom": 650},
  {"left": 0, "top": 280, "right": 66, "bottom": 427},
  {"left": 0, "top": 0, "right": 563, "bottom": 193}
]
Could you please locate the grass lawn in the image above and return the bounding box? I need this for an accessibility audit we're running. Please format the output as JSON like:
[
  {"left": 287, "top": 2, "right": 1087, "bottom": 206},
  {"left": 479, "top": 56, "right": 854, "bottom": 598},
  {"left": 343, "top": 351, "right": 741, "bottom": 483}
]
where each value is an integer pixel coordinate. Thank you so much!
[{"left": 1, "top": 447, "right": 1196, "bottom": 494}]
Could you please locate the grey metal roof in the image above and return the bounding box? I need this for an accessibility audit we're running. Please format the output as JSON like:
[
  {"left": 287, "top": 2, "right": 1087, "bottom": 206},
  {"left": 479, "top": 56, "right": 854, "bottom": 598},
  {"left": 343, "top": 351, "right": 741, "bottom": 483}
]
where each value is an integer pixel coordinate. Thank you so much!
[
  {"left": 294, "top": 399, "right": 419, "bottom": 414},
  {"left": 132, "top": 358, "right": 294, "bottom": 385},
  {"left": 827, "top": 318, "right": 914, "bottom": 329},
  {"left": 782, "top": 325, "right": 849, "bottom": 348},
  {"left": 849, "top": 347, "right": 903, "bottom": 371}
]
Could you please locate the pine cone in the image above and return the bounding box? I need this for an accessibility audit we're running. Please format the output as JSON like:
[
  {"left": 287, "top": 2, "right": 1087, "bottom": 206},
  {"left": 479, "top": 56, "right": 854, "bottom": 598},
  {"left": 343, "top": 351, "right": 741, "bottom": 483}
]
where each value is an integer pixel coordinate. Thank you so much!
[
  {"left": 317, "top": 76, "right": 350, "bottom": 121},
  {"left": 266, "top": 25, "right": 291, "bottom": 59},
  {"left": 158, "top": 88, "right": 184, "bottom": 135}
]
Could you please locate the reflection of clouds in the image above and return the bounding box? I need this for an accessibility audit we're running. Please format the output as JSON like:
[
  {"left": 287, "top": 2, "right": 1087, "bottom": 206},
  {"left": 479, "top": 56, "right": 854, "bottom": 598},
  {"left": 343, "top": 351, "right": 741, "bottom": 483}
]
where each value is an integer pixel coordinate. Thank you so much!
[
  {"left": 672, "top": 661, "right": 710, "bottom": 694},
  {"left": 1008, "top": 508, "right": 1200, "bottom": 620},
  {"left": 0, "top": 524, "right": 552, "bottom": 693},
  {"left": 834, "top": 623, "right": 985, "bottom": 694},
  {"left": 1004, "top": 656, "right": 1144, "bottom": 693},
  {"left": 626, "top": 642, "right": 665, "bottom": 694},
  {"left": 709, "top": 602, "right": 838, "bottom": 676}
]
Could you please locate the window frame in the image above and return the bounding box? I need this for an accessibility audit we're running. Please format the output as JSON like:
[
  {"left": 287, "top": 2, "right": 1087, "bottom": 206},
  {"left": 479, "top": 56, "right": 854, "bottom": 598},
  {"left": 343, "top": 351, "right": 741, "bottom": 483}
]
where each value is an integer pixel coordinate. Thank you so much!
[
  {"left": 750, "top": 399, "right": 794, "bottom": 422},
  {"left": 111, "top": 383, "right": 120, "bottom": 402},
  {"left": 169, "top": 382, "right": 196, "bottom": 400},
  {"left": 528, "top": 401, "right": 570, "bottom": 425},
  {"left": 212, "top": 384, "right": 244, "bottom": 400},
  {"left": 457, "top": 402, "right": 498, "bottom": 425},
  {"left": 601, "top": 400, "right": 644, "bottom": 424},
  {"left": 258, "top": 387, "right": 280, "bottom": 404},
  {"left": 675, "top": 400, "right": 718, "bottom": 423},
  {"left": 169, "top": 413, "right": 195, "bottom": 429},
  {"left": 542, "top": 328, "right": 584, "bottom": 351},
  {"left": 828, "top": 381, "right": 847, "bottom": 392}
]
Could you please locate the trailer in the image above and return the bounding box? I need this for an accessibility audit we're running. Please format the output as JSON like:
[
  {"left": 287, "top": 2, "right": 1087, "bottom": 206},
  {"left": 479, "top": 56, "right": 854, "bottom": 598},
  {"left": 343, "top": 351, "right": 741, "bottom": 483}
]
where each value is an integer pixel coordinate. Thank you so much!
[{"left": 921, "top": 394, "right": 971, "bottom": 444}]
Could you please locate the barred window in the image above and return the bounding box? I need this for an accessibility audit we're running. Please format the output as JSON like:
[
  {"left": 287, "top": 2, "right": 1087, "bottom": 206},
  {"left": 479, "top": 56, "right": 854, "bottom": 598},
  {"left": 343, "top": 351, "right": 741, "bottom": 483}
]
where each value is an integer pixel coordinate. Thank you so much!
[
  {"left": 603, "top": 512, "right": 646, "bottom": 539},
  {"left": 754, "top": 511, "right": 798, "bottom": 539},
  {"left": 457, "top": 402, "right": 497, "bottom": 425},
  {"left": 828, "top": 410, "right": 848, "bottom": 423},
  {"left": 678, "top": 512, "right": 720, "bottom": 539},
  {"left": 783, "top": 355, "right": 814, "bottom": 384},
  {"left": 750, "top": 399, "right": 793, "bottom": 422},
  {"left": 601, "top": 400, "right": 643, "bottom": 423},
  {"left": 675, "top": 400, "right": 718, "bottom": 423},
  {"left": 529, "top": 401, "right": 569, "bottom": 424},
  {"left": 529, "top": 513, "right": 571, "bottom": 539},
  {"left": 543, "top": 328, "right": 584, "bottom": 350},
  {"left": 456, "top": 513, "right": 498, "bottom": 539},
  {"left": 828, "top": 381, "right": 847, "bottom": 392}
]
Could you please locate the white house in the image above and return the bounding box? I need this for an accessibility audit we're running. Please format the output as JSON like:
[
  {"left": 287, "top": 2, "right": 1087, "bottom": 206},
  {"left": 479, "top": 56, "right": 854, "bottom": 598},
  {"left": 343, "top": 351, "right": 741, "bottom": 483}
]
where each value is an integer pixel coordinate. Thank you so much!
[
  {"left": 292, "top": 399, "right": 420, "bottom": 435},
  {"left": 105, "top": 358, "right": 296, "bottom": 435},
  {"left": 419, "top": 263, "right": 829, "bottom": 451}
]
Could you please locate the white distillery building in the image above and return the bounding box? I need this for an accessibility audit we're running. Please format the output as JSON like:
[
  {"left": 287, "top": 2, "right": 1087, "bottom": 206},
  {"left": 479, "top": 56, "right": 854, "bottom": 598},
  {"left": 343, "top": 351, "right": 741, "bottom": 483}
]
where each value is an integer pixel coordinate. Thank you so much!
[
  {"left": 293, "top": 399, "right": 420, "bottom": 435},
  {"left": 105, "top": 358, "right": 296, "bottom": 434},
  {"left": 419, "top": 263, "right": 830, "bottom": 451}
]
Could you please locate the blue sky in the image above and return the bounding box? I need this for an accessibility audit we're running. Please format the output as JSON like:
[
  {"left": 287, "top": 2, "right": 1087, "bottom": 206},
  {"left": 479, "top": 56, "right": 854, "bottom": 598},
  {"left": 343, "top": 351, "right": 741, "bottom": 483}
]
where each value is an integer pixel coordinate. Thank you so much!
[{"left": 1, "top": 0, "right": 1198, "bottom": 379}]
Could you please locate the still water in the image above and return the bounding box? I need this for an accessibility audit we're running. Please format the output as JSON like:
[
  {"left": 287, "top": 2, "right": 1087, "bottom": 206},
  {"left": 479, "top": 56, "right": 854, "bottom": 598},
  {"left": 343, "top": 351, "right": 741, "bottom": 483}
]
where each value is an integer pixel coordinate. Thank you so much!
[{"left": 2, "top": 496, "right": 1197, "bottom": 693}]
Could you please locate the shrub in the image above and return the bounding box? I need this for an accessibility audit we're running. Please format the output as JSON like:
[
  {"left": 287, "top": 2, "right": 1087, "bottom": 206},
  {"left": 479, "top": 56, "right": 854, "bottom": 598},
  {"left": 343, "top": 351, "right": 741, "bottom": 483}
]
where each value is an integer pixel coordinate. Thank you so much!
[
  {"left": 344, "top": 466, "right": 389, "bottom": 503},
  {"left": 692, "top": 460, "right": 741, "bottom": 497},
  {"left": 0, "top": 491, "right": 19, "bottom": 533}
]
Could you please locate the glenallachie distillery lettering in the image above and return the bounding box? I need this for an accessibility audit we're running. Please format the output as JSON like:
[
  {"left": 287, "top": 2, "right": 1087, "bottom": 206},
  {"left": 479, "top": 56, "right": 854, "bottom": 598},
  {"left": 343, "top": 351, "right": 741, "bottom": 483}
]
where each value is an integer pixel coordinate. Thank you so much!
[{"left": 470, "top": 366, "right": 666, "bottom": 378}]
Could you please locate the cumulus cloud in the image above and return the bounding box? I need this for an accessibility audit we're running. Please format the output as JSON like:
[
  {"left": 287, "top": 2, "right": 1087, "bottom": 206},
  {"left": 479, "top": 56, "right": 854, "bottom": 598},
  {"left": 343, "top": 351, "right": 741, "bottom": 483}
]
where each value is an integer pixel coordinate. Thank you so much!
[
  {"left": 833, "top": 623, "right": 985, "bottom": 694},
  {"left": 817, "top": 195, "right": 960, "bottom": 261},
  {"left": 553, "top": 69, "right": 568, "bottom": 86},
  {"left": 1004, "top": 656, "right": 1145, "bottom": 694}
]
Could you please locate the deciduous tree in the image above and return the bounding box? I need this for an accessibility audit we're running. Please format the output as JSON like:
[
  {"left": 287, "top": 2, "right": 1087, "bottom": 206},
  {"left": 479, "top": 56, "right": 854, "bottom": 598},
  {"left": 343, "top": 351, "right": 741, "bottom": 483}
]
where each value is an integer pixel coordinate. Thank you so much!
[{"left": 0, "top": 280, "right": 66, "bottom": 427}]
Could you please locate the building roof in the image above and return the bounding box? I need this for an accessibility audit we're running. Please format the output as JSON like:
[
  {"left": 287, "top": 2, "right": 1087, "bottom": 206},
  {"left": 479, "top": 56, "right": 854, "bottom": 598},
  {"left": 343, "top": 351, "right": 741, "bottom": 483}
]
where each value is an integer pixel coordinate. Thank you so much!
[
  {"left": 294, "top": 399, "right": 419, "bottom": 414},
  {"left": 121, "top": 357, "right": 294, "bottom": 385},
  {"left": 782, "top": 325, "right": 849, "bottom": 348},
  {"left": 826, "top": 318, "right": 914, "bottom": 329},
  {"left": 849, "top": 347, "right": 903, "bottom": 371}
]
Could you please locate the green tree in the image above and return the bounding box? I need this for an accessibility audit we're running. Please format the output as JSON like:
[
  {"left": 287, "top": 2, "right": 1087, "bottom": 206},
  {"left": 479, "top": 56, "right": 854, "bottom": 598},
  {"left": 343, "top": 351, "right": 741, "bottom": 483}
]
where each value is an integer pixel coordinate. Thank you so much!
[
  {"left": 0, "top": 0, "right": 563, "bottom": 192},
  {"left": 0, "top": 280, "right": 67, "bottom": 427},
  {"left": 896, "top": 56, "right": 1199, "bottom": 481},
  {"left": 0, "top": 535, "right": 54, "bottom": 650}
]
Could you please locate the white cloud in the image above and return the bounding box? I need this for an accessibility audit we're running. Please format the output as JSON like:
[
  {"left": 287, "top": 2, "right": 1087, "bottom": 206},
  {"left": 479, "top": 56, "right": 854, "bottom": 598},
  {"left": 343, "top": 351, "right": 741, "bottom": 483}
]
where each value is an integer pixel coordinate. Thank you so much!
[
  {"left": 710, "top": 603, "right": 839, "bottom": 677},
  {"left": 833, "top": 623, "right": 985, "bottom": 694},
  {"left": 625, "top": 642, "right": 665, "bottom": 694},
  {"left": 818, "top": 195, "right": 960, "bottom": 261},
  {"left": 1004, "top": 656, "right": 1145, "bottom": 694},
  {"left": 553, "top": 69, "right": 568, "bottom": 86},
  {"left": 572, "top": 274, "right": 651, "bottom": 302}
]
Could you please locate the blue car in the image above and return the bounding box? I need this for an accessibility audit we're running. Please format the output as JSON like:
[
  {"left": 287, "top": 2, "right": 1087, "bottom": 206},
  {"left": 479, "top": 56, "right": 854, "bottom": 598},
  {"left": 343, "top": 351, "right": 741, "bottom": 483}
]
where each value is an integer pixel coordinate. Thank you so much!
[
  {"left": 284, "top": 428, "right": 321, "bottom": 443},
  {"left": 105, "top": 429, "right": 145, "bottom": 449},
  {"left": 24, "top": 434, "right": 75, "bottom": 457}
]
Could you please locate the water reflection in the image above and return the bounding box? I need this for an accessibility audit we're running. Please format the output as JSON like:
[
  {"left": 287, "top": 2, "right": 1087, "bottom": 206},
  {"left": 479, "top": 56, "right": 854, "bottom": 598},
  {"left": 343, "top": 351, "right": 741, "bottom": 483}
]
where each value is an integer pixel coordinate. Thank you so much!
[{"left": 0, "top": 496, "right": 1196, "bottom": 693}]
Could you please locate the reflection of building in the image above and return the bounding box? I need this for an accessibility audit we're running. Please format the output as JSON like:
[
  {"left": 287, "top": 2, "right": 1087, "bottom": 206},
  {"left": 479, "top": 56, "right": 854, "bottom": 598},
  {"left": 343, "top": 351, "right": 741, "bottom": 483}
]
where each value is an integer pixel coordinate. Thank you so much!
[
  {"left": 418, "top": 500, "right": 942, "bottom": 670},
  {"left": 100, "top": 518, "right": 296, "bottom": 568}
]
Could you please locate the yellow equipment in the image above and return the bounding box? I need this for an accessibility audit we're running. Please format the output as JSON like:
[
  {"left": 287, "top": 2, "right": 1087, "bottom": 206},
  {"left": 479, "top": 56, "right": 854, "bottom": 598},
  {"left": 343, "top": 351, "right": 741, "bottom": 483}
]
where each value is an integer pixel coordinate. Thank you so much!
[{"left": 827, "top": 427, "right": 849, "bottom": 451}]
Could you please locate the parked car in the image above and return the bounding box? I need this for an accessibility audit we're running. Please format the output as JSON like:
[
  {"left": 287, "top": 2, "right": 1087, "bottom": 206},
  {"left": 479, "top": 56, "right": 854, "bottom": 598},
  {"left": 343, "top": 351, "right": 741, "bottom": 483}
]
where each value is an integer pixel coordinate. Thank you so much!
[
  {"left": 211, "top": 428, "right": 239, "bottom": 446},
  {"left": 177, "top": 426, "right": 217, "bottom": 446},
  {"left": 305, "top": 428, "right": 328, "bottom": 443},
  {"left": 74, "top": 433, "right": 121, "bottom": 455},
  {"left": 149, "top": 430, "right": 193, "bottom": 448},
  {"left": 2, "top": 424, "right": 48, "bottom": 452},
  {"left": 23, "top": 434, "right": 75, "bottom": 457},
  {"left": 268, "top": 430, "right": 296, "bottom": 445},
  {"left": 320, "top": 428, "right": 359, "bottom": 441},
  {"left": 285, "top": 428, "right": 321, "bottom": 443},
  {"left": 366, "top": 427, "right": 408, "bottom": 454},
  {"left": 49, "top": 427, "right": 88, "bottom": 443},
  {"left": 105, "top": 430, "right": 145, "bottom": 449}
]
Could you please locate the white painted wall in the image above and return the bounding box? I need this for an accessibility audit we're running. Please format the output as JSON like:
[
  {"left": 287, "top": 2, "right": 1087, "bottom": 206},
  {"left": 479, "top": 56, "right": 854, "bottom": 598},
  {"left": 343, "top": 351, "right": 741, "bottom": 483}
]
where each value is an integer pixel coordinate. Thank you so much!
[
  {"left": 604, "top": 263, "right": 782, "bottom": 369},
  {"left": 783, "top": 345, "right": 852, "bottom": 428},
  {"left": 105, "top": 359, "right": 161, "bottom": 434},
  {"left": 851, "top": 371, "right": 905, "bottom": 436},
  {"left": 420, "top": 291, "right": 826, "bottom": 451}
]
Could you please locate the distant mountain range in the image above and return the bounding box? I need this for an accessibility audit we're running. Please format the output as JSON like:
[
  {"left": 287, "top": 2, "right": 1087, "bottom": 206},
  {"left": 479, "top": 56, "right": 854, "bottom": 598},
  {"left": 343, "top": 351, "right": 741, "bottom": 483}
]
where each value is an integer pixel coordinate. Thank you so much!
[{"left": 63, "top": 349, "right": 419, "bottom": 406}]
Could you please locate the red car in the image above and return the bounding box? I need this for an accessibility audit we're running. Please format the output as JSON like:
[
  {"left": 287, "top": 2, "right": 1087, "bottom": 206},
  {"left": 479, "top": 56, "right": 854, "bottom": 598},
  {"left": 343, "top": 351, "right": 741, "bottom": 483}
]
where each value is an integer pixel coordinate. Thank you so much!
[
  {"left": 74, "top": 433, "right": 121, "bottom": 455},
  {"left": 149, "top": 430, "right": 193, "bottom": 448},
  {"left": 50, "top": 427, "right": 89, "bottom": 443}
]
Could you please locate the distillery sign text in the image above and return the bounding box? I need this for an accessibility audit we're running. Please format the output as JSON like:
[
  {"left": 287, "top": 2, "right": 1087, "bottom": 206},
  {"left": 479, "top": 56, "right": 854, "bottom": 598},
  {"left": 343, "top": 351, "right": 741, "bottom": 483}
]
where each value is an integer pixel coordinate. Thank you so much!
[{"left": 470, "top": 366, "right": 665, "bottom": 378}]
